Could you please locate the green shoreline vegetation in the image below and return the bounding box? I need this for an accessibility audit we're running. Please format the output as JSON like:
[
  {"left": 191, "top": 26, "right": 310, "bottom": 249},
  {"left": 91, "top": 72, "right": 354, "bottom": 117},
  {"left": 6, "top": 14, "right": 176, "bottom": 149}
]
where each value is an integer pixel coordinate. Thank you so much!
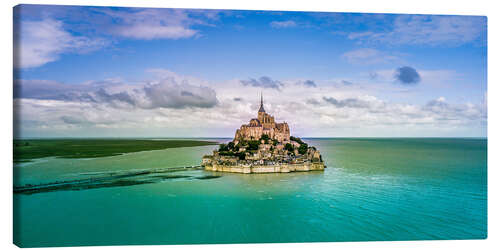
[
  {"left": 216, "top": 135, "right": 314, "bottom": 159},
  {"left": 13, "top": 139, "right": 219, "bottom": 162}
]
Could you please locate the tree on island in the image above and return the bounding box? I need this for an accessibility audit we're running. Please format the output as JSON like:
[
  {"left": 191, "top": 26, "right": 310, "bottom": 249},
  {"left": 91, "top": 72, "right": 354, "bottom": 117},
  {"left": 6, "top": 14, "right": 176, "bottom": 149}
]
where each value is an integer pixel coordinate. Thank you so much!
[
  {"left": 247, "top": 140, "right": 260, "bottom": 151},
  {"left": 235, "top": 151, "right": 246, "bottom": 160},
  {"left": 219, "top": 143, "right": 229, "bottom": 152},
  {"left": 291, "top": 136, "right": 309, "bottom": 155},
  {"left": 290, "top": 136, "right": 304, "bottom": 144},
  {"left": 284, "top": 143, "right": 294, "bottom": 152},
  {"left": 298, "top": 144, "right": 308, "bottom": 155},
  {"left": 260, "top": 134, "right": 270, "bottom": 144}
]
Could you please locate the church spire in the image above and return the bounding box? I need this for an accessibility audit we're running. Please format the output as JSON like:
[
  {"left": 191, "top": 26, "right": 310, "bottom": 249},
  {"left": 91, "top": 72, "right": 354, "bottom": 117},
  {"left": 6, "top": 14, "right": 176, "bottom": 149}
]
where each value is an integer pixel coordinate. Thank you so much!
[{"left": 258, "top": 91, "right": 266, "bottom": 113}]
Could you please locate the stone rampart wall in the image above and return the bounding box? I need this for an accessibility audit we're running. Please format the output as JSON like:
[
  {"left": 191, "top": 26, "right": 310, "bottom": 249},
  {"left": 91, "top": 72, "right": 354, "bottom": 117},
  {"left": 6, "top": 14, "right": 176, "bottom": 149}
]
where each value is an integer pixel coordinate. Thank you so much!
[{"left": 204, "top": 162, "right": 325, "bottom": 174}]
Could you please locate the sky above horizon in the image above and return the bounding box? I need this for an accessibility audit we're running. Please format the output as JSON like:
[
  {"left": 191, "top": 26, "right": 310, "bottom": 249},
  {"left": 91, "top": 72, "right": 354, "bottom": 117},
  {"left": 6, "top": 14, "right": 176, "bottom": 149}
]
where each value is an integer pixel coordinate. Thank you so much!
[{"left": 13, "top": 4, "right": 487, "bottom": 138}]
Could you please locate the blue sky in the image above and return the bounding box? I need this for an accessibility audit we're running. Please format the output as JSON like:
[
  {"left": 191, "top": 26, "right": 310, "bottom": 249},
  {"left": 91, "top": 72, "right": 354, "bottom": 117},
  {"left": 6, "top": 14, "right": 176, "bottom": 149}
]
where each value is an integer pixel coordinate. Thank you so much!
[{"left": 13, "top": 5, "right": 487, "bottom": 137}]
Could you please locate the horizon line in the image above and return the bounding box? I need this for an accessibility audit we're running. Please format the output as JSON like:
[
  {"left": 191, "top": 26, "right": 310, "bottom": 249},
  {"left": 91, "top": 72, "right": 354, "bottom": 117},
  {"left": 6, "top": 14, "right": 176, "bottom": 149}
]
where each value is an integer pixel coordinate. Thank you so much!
[{"left": 13, "top": 136, "right": 488, "bottom": 140}]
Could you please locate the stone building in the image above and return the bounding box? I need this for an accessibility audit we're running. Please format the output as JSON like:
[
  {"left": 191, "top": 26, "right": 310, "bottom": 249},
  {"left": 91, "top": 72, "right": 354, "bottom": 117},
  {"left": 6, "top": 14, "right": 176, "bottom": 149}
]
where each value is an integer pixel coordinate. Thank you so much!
[{"left": 234, "top": 93, "right": 290, "bottom": 143}]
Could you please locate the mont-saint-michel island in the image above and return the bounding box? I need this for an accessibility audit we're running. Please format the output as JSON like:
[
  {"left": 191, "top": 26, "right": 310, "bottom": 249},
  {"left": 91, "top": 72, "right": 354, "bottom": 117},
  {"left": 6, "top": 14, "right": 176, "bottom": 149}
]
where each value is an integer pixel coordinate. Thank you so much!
[
  {"left": 202, "top": 94, "right": 325, "bottom": 174},
  {"left": 13, "top": 4, "right": 488, "bottom": 247}
]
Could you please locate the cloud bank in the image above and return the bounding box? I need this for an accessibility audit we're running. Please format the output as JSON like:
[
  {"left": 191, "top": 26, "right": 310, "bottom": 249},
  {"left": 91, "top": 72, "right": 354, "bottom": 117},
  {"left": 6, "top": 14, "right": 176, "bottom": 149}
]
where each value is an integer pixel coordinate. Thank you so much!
[
  {"left": 15, "top": 74, "right": 218, "bottom": 110},
  {"left": 14, "top": 70, "right": 486, "bottom": 138}
]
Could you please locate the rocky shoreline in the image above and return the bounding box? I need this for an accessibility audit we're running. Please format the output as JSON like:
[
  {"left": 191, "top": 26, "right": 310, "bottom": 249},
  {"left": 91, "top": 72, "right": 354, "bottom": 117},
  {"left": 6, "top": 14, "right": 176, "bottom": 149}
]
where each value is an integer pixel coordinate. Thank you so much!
[
  {"left": 202, "top": 135, "right": 325, "bottom": 174},
  {"left": 204, "top": 162, "right": 325, "bottom": 174}
]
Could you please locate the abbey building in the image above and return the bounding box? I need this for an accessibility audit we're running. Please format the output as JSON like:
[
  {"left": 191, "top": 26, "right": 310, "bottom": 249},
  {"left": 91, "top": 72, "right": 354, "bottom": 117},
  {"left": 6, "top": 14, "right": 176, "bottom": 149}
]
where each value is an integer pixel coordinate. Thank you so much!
[{"left": 234, "top": 93, "right": 290, "bottom": 144}]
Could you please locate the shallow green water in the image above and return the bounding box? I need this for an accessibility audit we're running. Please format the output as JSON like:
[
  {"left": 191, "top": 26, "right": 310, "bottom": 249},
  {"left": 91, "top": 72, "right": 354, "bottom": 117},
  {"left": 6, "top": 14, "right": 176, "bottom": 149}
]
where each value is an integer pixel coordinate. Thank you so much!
[{"left": 13, "top": 138, "right": 487, "bottom": 247}]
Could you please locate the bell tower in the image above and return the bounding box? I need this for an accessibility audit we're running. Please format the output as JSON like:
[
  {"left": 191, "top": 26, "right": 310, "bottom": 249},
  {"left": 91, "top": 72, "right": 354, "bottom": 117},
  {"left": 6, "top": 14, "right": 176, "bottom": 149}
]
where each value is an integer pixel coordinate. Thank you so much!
[{"left": 258, "top": 92, "right": 266, "bottom": 122}]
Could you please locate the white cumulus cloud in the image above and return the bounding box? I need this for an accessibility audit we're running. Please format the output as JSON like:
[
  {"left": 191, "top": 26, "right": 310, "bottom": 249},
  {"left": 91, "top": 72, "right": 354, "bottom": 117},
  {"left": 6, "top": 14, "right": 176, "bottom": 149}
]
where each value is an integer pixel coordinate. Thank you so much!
[
  {"left": 96, "top": 8, "right": 215, "bottom": 40},
  {"left": 14, "top": 19, "right": 108, "bottom": 68}
]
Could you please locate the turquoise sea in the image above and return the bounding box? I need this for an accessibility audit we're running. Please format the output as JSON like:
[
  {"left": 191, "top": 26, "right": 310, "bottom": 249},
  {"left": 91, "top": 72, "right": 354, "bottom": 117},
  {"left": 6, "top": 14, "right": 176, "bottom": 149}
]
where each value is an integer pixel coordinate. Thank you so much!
[{"left": 13, "top": 138, "right": 487, "bottom": 247}]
